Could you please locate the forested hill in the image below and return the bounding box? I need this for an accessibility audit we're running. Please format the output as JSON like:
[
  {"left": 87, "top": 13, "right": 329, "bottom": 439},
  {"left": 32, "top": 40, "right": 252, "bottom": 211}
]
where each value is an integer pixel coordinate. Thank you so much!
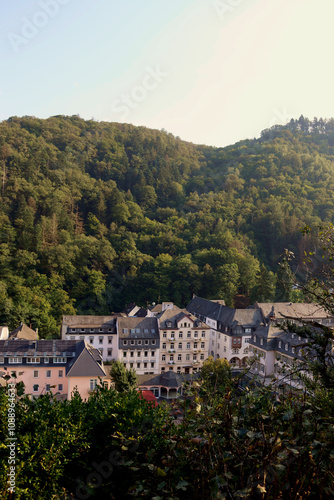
[{"left": 1, "top": 114, "right": 334, "bottom": 337}]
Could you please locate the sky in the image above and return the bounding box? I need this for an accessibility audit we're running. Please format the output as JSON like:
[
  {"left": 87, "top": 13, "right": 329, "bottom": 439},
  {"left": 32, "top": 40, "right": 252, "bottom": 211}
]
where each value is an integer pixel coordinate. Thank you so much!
[{"left": 1, "top": 0, "right": 334, "bottom": 147}]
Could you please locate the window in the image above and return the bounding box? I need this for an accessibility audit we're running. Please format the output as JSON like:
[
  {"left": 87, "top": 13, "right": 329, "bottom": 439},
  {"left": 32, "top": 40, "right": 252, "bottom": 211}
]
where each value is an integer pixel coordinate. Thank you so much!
[
  {"left": 89, "top": 337, "right": 94, "bottom": 344},
  {"left": 145, "top": 340, "right": 149, "bottom": 345},
  {"left": 285, "top": 344, "right": 289, "bottom": 351},
  {"left": 224, "top": 346, "right": 226, "bottom": 352},
  {"left": 150, "top": 362, "right": 155, "bottom": 368},
  {"left": 260, "top": 338, "right": 264, "bottom": 346},
  {"left": 11, "top": 371, "right": 16, "bottom": 378},
  {"left": 144, "top": 363, "right": 147, "bottom": 368},
  {"left": 171, "top": 332, "right": 175, "bottom": 338},
  {"left": 194, "top": 331, "right": 198, "bottom": 338},
  {"left": 137, "top": 363, "right": 141, "bottom": 369},
  {"left": 151, "top": 351, "right": 155, "bottom": 357},
  {"left": 193, "top": 354, "right": 197, "bottom": 361},
  {"left": 253, "top": 335, "right": 256, "bottom": 342},
  {"left": 152, "top": 340, "right": 156, "bottom": 345},
  {"left": 278, "top": 341, "right": 282, "bottom": 348},
  {"left": 171, "top": 343, "right": 174, "bottom": 350},
  {"left": 46, "top": 384, "right": 51, "bottom": 392},
  {"left": 163, "top": 333, "right": 167, "bottom": 338},
  {"left": 130, "top": 351, "right": 134, "bottom": 357},
  {"left": 245, "top": 338, "right": 250, "bottom": 343},
  {"left": 33, "top": 384, "right": 39, "bottom": 392},
  {"left": 200, "top": 354, "right": 204, "bottom": 360},
  {"left": 53, "top": 358, "right": 66, "bottom": 363},
  {"left": 90, "top": 379, "right": 97, "bottom": 391},
  {"left": 170, "top": 355, "right": 174, "bottom": 361},
  {"left": 144, "top": 351, "right": 148, "bottom": 357},
  {"left": 186, "top": 342, "right": 190, "bottom": 349},
  {"left": 123, "top": 352, "right": 127, "bottom": 358},
  {"left": 178, "top": 343, "right": 182, "bottom": 349},
  {"left": 27, "top": 357, "right": 40, "bottom": 363},
  {"left": 130, "top": 363, "right": 134, "bottom": 368},
  {"left": 33, "top": 370, "right": 39, "bottom": 378},
  {"left": 44, "top": 358, "right": 49, "bottom": 363},
  {"left": 8, "top": 358, "right": 22, "bottom": 364},
  {"left": 162, "top": 343, "right": 166, "bottom": 349},
  {"left": 194, "top": 342, "right": 198, "bottom": 349},
  {"left": 233, "top": 338, "right": 237, "bottom": 344},
  {"left": 46, "top": 370, "right": 51, "bottom": 378},
  {"left": 58, "top": 370, "right": 63, "bottom": 377},
  {"left": 186, "top": 354, "right": 190, "bottom": 361},
  {"left": 218, "top": 343, "right": 220, "bottom": 349},
  {"left": 179, "top": 332, "right": 183, "bottom": 338},
  {"left": 162, "top": 355, "right": 166, "bottom": 361},
  {"left": 79, "top": 336, "right": 84, "bottom": 340},
  {"left": 201, "top": 342, "right": 205, "bottom": 348},
  {"left": 107, "top": 349, "right": 112, "bottom": 356},
  {"left": 178, "top": 354, "right": 182, "bottom": 361},
  {"left": 123, "top": 340, "right": 127, "bottom": 345},
  {"left": 123, "top": 329, "right": 128, "bottom": 334},
  {"left": 202, "top": 331, "right": 206, "bottom": 337},
  {"left": 58, "top": 384, "right": 63, "bottom": 391},
  {"left": 137, "top": 351, "right": 141, "bottom": 357},
  {"left": 138, "top": 340, "right": 142, "bottom": 345},
  {"left": 187, "top": 332, "right": 191, "bottom": 338},
  {"left": 292, "top": 347, "right": 296, "bottom": 354},
  {"left": 131, "top": 340, "right": 135, "bottom": 345}
]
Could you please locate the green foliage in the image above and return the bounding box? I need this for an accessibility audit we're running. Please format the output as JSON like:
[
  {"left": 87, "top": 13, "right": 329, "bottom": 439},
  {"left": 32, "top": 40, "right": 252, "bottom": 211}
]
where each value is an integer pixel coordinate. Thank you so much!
[
  {"left": 3, "top": 114, "right": 334, "bottom": 328},
  {"left": 109, "top": 360, "right": 138, "bottom": 392}
]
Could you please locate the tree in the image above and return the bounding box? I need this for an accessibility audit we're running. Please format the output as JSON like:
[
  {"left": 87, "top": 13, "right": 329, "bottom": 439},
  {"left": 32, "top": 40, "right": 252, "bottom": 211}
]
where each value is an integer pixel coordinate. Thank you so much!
[
  {"left": 109, "top": 360, "right": 137, "bottom": 392},
  {"left": 200, "top": 356, "right": 232, "bottom": 396}
]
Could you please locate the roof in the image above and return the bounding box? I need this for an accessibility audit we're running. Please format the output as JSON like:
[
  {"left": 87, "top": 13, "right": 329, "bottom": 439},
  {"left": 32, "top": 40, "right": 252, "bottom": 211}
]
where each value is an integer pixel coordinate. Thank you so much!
[
  {"left": 138, "top": 390, "right": 159, "bottom": 407},
  {"left": 61, "top": 315, "right": 117, "bottom": 328},
  {"left": 0, "top": 339, "right": 79, "bottom": 357},
  {"left": 187, "top": 296, "right": 229, "bottom": 321},
  {"left": 9, "top": 323, "right": 38, "bottom": 340},
  {"left": 255, "top": 302, "right": 332, "bottom": 321},
  {"left": 138, "top": 371, "right": 200, "bottom": 389},
  {"left": 66, "top": 341, "right": 106, "bottom": 377},
  {"left": 157, "top": 309, "right": 210, "bottom": 329},
  {"left": 117, "top": 317, "right": 159, "bottom": 339}
]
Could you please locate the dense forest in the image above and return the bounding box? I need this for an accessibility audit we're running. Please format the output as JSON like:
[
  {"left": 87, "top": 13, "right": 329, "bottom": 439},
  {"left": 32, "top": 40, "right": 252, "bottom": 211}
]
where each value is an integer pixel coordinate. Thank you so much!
[{"left": 1, "top": 114, "right": 334, "bottom": 336}]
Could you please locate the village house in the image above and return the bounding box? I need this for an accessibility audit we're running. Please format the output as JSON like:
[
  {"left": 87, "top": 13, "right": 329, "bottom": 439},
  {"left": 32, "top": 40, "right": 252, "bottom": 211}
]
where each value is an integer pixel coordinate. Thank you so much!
[{"left": 0, "top": 339, "right": 108, "bottom": 400}]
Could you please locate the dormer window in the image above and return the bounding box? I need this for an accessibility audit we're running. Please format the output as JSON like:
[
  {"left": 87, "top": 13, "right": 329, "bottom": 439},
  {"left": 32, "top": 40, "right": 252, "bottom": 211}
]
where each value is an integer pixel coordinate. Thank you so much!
[
  {"left": 260, "top": 339, "right": 263, "bottom": 346},
  {"left": 278, "top": 341, "right": 282, "bottom": 348}
]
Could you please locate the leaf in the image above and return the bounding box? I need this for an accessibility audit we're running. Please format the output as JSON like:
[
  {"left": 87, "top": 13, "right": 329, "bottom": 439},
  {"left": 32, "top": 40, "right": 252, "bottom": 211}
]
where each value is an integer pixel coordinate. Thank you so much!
[
  {"left": 157, "top": 467, "right": 167, "bottom": 477},
  {"left": 176, "top": 480, "right": 189, "bottom": 490}
]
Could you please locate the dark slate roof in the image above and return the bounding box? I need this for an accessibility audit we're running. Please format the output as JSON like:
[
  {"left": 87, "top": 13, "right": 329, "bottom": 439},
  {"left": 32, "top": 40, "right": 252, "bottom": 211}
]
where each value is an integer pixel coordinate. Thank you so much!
[
  {"left": 138, "top": 371, "right": 200, "bottom": 388},
  {"left": 187, "top": 296, "right": 262, "bottom": 329},
  {"left": 187, "top": 296, "right": 229, "bottom": 321},
  {"left": 0, "top": 340, "right": 78, "bottom": 357},
  {"left": 9, "top": 323, "right": 38, "bottom": 340},
  {"left": 118, "top": 317, "right": 159, "bottom": 339},
  {"left": 66, "top": 341, "right": 106, "bottom": 377}
]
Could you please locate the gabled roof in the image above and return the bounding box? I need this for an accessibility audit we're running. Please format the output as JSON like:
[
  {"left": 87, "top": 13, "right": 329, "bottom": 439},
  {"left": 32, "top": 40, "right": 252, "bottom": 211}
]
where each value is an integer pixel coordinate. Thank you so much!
[
  {"left": 187, "top": 296, "right": 229, "bottom": 321},
  {"left": 9, "top": 323, "right": 38, "bottom": 340},
  {"left": 138, "top": 390, "right": 158, "bottom": 407},
  {"left": 66, "top": 341, "right": 106, "bottom": 377},
  {"left": 157, "top": 308, "right": 209, "bottom": 329},
  {"left": 62, "top": 315, "right": 117, "bottom": 328}
]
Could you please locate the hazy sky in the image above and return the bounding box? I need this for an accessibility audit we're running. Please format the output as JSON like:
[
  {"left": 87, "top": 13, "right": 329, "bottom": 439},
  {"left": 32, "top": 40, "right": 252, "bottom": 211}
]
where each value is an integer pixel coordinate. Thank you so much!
[{"left": 1, "top": 0, "right": 334, "bottom": 147}]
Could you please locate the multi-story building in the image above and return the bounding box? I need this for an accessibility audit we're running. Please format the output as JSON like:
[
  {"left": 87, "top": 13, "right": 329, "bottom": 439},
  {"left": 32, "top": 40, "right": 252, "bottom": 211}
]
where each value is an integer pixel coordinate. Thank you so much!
[
  {"left": 156, "top": 307, "right": 210, "bottom": 375},
  {"left": 117, "top": 317, "right": 160, "bottom": 375},
  {"left": 0, "top": 339, "right": 107, "bottom": 400},
  {"left": 187, "top": 296, "right": 261, "bottom": 367},
  {"left": 61, "top": 315, "right": 119, "bottom": 362}
]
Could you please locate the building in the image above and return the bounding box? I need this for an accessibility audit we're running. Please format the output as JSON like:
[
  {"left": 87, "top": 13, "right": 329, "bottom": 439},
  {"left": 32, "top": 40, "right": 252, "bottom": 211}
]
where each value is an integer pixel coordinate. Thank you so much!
[
  {"left": 0, "top": 339, "right": 108, "bottom": 400},
  {"left": 187, "top": 296, "right": 261, "bottom": 367},
  {"left": 157, "top": 307, "right": 210, "bottom": 375},
  {"left": 117, "top": 317, "right": 160, "bottom": 375},
  {"left": 61, "top": 315, "right": 118, "bottom": 362}
]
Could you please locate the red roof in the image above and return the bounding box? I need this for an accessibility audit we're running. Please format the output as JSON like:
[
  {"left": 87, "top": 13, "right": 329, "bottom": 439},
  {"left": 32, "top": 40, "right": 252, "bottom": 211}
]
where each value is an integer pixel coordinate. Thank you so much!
[{"left": 138, "top": 390, "right": 158, "bottom": 407}]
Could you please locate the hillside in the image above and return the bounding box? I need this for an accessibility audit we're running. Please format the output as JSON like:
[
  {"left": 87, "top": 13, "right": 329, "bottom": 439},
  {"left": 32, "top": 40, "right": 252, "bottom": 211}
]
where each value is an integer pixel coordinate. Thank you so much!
[{"left": 1, "top": 115, "right": 334, "bottom": 336}]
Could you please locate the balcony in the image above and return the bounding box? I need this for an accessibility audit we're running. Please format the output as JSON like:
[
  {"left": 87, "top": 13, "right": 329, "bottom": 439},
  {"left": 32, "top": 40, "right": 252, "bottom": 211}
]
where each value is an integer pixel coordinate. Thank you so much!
[
  {"left": 168, "top": 338, "right": 175, "bottom": 342},
  {"left": 168, "top": 349, "right": 175, "bottom": 353},
  {"left": 168, "top": 361, "right": 175, "bottom": 365}
]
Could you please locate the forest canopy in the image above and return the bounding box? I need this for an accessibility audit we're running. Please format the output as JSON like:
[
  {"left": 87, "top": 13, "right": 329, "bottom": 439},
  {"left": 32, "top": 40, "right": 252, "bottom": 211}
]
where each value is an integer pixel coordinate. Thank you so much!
[{"left": 1, "top": 114, "right": 334, "bottom": 336}]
